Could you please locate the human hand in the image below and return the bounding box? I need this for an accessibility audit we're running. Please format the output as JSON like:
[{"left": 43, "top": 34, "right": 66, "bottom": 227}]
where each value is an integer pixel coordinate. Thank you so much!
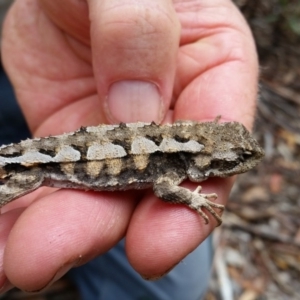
[{"left": 0, "top": 0, "right": 258, "bottom": 292}]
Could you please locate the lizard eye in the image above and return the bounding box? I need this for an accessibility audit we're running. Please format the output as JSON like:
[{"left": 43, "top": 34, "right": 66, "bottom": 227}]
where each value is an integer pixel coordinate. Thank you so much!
[
  {"left": 232, "top": 148, "right": 253, "bottom": 163},
  {"left": 210, "top": 159, "right": 239, "bottom": 171},
  {"left": 240, "top": 151, "right": 253, "bottom": 162}
]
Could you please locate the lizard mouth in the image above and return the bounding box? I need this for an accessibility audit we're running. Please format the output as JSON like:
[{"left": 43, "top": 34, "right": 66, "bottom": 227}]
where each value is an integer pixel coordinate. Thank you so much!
[
  {"left": 0, "top": 168, "right": 10, "bottom": 184},
  {"left": 0, "top": 178, "right": 9, "bottom": 185}
]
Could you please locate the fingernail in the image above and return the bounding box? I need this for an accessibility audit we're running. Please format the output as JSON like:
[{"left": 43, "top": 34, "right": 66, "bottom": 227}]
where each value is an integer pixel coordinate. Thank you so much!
[
  {"left": 106, "top": 80, "right": 163, "bottom": 123},
  {"left": 24, "top": 261, "right": 76, "bottom": 293},
  {"left": 0, "top": 279, "right": 13, "bottom": 294},
  {"left": 141, "top": 274, "right": 164, "bottom": 281},
  {"left": 141, "top": 264, "right": 178, "bottom": 281}
]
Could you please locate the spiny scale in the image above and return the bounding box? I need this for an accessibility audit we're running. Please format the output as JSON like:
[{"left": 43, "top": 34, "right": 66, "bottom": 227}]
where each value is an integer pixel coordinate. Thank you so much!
[
  {"left": 0, "top": 121, "right": 264, "bottom": 226},
  {"left": 0, "top": 122, "right": 206, "bottom": 165}
]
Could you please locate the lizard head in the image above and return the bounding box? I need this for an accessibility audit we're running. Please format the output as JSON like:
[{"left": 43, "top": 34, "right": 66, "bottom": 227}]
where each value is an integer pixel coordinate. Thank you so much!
[{"left": 186, "top": 121, "right": 264, "bottom": 181}]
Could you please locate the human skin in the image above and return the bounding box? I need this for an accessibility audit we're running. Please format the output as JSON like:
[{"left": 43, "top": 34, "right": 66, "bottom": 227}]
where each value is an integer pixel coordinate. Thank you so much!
[{"left": 0, "top": 0, "right": 258, "bottom": 292}]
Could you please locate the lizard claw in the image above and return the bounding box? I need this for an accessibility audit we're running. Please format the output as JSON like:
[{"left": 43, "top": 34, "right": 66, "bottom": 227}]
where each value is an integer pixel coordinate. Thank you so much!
[{"left": 189, "top": 186, "right": 224, "bottom": 226}]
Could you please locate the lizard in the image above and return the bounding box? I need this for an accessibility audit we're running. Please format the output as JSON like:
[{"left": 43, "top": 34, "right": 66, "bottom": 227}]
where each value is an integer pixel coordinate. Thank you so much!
[{"left": 0, "top": 120, "right": 264, "bottom": 225}]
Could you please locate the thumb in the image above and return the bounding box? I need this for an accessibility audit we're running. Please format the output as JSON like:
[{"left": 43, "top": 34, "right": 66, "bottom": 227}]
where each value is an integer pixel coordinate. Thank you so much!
[{"left": 87, "top": 0, "right": 180, "bottom": 123}]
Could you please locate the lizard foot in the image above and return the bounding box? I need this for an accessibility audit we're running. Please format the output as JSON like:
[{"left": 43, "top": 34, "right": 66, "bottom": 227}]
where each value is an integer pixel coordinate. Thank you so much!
[{"left": 189, "top": 186, "right": 224, "bottom": 226}]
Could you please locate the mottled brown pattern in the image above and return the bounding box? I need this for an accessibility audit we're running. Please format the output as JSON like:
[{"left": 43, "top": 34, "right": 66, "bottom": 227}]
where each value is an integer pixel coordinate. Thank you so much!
[{"left": 0, "top": 121, "right": 264, "bottom": 225}]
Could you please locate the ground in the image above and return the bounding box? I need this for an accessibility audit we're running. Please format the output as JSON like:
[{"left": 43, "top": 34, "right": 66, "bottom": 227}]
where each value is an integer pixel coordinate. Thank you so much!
[{"left": 205, "top": 1, "right": 300, "bottom": 299}]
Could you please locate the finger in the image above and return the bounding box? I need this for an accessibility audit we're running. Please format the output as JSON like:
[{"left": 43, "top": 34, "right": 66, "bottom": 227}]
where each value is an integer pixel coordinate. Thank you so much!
[
  {"left": 126, "top": 1, "right": 258, "bottom": 277},
  {"left": 86, "top": 0, "right": 181, "bottom": 123},
  {"left": 3, "top": 190, "right": 138, "bottom": 291},
  {"left": 126, "top": 178, "right": 233, "bottom": 278},
  {"left": 173, "top": 1, "right": 258, "bottom": 129},
  {"left": 0, "top": 209, "right": 24, "bottom": 292},
  {"left": 2, "top": 0, "right": 97, "bottom": 133},
  {"left": 39, "top": 0, "right": 90, "bottom": 45}
]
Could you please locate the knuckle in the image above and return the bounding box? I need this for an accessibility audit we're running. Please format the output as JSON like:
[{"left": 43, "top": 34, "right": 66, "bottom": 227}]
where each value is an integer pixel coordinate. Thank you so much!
[{"left": 99, "top": 4, "right": 180, "bottom": 46}]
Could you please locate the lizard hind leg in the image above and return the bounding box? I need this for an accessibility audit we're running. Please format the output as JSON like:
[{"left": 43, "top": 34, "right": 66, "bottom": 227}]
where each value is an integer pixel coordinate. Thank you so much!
[
  {"left": 153, "top": 179, "right": 225, "bottom": 226},
  {"left": 0, "top": 169, "right": 44, "bottom": 208}
]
